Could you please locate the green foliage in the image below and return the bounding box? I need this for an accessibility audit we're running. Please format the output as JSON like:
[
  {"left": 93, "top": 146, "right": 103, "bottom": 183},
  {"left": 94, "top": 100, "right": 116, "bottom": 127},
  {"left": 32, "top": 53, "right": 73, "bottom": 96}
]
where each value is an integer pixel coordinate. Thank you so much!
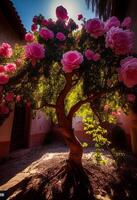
[{"left": 84, "top": 115, "right": 110, "bottom": 164}]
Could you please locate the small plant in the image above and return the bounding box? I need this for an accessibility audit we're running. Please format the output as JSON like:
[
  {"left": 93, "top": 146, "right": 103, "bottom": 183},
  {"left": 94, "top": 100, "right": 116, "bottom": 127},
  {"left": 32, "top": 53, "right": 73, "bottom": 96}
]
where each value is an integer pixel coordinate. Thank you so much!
[{"left": 84, "top": 115, "right": 110, "bottom": 164}]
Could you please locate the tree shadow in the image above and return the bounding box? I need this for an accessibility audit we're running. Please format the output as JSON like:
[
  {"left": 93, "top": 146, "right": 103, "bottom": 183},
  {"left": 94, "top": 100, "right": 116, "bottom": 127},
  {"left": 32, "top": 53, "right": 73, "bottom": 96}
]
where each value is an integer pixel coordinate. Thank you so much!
[
  {"left": 7, "top": 161, "right": 95, "bottom": 200},
  {"left": 0, "top": 142, "right": 68, "bottom": 186}
]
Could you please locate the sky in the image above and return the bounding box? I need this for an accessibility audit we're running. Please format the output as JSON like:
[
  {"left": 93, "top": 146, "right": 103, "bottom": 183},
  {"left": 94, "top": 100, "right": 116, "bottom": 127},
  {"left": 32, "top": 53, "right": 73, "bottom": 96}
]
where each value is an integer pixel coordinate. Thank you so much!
[{"left": 12, "top": 0, "right": 95, "bottom": 31}]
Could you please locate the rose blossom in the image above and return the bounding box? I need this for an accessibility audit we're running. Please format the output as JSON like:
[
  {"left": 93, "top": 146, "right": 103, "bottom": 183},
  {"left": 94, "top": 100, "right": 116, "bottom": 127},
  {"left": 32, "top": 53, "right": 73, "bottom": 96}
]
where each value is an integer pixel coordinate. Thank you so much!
[
  {"left": 56, "top": 32, "right": 66, "bottom": 41},
  {"left": 121, "top": 17, "right": 132, "bottom": 28},
  {"left": 56, "top": 6, "right": 68, "bottom": 21},
  {"left": 0, "top": 74, "right": 9, "bottom": 85},
  {"left": 41, "top": 19, "right": 49, "bottom": 26},
  {"left": 5, "top": 63, "right": 16, "bottom": 72},
  {"left": 119, "top": 57, "right": 137, "bottom": 88},
  {"left": 25, "top": 32, "right": 34, "bottom": 42},
  {"left": 92, "top": 53, "right": 101, "bottom": 61},
  {"left": 25, "top": 43, "right": 45, "bottom": 62},
  {"left": 31, "top": 24, "right": 37, "bottom": 32},
  {"left": 39, "top": 28, "right": 54, "bottom": 40},
  {"left": 85, "top": 18, "right": 104, "bottom": 38},
  {"left": 106, "top": 27, "right": 134, "bottom": 55},
  {"left": 127, "top": 94, "right": 136, "bottom": 102},
  {"left": 0, "top": 104, "right": 9, "bottom": 114},
  {"left": 85, "top": 49, "right": 100, "bottom": 61},
  {"left": 0, "top": 65, "right": 6, "bottom": 73},
  {"left": 33, "top": 16, "right": 38, "bottom": 23},
  {"left": 78, "top": 14, "right": 83, "bottom": 20},
  {"left": 104, "top": 16, "right": 120, "bottom": 32},
  {"left": 61, "top": 50, "right": 83, "bottom": 73},
  {"left": 5, "top": 92, "right": 14, "bottom": 102},
  {"left": 0, "top": 43, "right": 13, "bottom": 58},
  {"left": 16, "top": 95, "right": 21, "bottom": 102},
  {"left": 85, "top": 49, "right": 94, "bottom": 60}
]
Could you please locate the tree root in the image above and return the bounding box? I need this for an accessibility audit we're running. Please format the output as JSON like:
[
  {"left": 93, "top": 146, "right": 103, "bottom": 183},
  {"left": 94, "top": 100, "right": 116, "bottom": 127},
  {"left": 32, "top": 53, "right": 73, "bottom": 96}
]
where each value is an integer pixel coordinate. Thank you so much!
[{"left": 9, "top": 160, "right": 95, "bottom": 200}]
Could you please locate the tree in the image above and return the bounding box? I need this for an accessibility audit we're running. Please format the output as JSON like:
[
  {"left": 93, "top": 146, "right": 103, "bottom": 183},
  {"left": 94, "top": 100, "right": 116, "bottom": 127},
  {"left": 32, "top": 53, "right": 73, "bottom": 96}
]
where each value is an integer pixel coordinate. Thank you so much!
[
  {"left": 85, "top": 0, "right": 129, "bottom": 20},
  {"left": 0, "top": 6, "right": 137, "bottom": 199}
]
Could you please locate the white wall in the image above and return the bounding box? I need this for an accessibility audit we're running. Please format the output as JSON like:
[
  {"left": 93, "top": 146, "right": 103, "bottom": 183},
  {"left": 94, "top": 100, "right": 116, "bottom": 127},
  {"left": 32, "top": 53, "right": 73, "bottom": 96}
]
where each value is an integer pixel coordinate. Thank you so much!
[{"left": 30, "top": 110, "right": 51, "bottom": 135}]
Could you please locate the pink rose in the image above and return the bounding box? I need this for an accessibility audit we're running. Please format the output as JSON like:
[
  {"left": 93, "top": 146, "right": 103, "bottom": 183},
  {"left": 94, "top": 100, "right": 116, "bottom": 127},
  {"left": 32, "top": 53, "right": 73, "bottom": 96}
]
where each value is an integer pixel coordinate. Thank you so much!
[
  {"left": 25, "top": 43, "right": 45, "bottom": 62},
  {"left": 31, "top": 24, "right": 37, "bottom": 32},
  {"left": 104, "top": 16, "right": 120, "bottom": 32},
  {"left": 0, "top": 43, "right": 13, "bottom": 58},
  {"left": 0, "top": 65, "right": 6, "bottom": 73},
  {"left": 92, "top": 53, "right": 101, "bottom": 61},
  {"left": 85, "top": 18, "right": 104, "bottom": 38},
  {"left": 61, "top": 50, "right": 83, "bottom": 73},
  {"left": 25, "top": 32, "right": 34, "bottom": 42},
  {"left": 85, "top": 50, "right": 101, "bottom": 61},
  {"left": 56, "top": 6, "right": 68, "bottom": 21},
  {"left": 106, "top": 27, "right": 134, "bottom": 55},
  {"left": 0, "top": 104, "right": 9, "bottom": 114},
  {"left": 5, "top": 63, "right": 16, "bottom": 72},
  {"left": 39, "top": 28, "right": 54, "bottom": 40},
  {"left": 5, "top": 92, "right": 14, "bottom": 102},
  {"left": 119, "top": 57, "right": 137, "bottom": 88},
  {"left": 56, "top": 32, "right": 66, "bottom": 41},
  {"left": 85, "top": 49, "right": 94, "bottom": 60},
  {"left": 78, "top": 14, "right": 83, "bottom": 20},
  {"left": 127, "top": 94, "right": 136, "bottom": 102},
  {"left": 41, "top": 19, "right": 49, "bottom": 26},
  {"left": 0, "top": 74, "right": 9, "bottom": 85},
  {"left": 16, "top": 95, "right": 21, "bottom": 102},
  {"left": 121, "top": 17, "right": 132, "bottom": 28},
  {"left": 33, "top": 16, "right": 38, "bottom": 24}
]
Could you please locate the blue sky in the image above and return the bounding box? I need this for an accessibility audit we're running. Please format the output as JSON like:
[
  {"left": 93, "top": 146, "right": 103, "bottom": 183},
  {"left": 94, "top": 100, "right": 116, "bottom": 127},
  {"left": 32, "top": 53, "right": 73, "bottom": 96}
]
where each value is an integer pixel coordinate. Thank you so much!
[{"left": 12, "top": 0, "right": 95, "bottom": 31}]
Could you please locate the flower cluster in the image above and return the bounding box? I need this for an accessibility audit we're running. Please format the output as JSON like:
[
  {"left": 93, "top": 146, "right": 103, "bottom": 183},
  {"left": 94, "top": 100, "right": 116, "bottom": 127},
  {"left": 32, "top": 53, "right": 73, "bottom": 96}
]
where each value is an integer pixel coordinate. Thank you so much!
[{"left": 0, "top": 43, "right": 13, "bottom": 58}]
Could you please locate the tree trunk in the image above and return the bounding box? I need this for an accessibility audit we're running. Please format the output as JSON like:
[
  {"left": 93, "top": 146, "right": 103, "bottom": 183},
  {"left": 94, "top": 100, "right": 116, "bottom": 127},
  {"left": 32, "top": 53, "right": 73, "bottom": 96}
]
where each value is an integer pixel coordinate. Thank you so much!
[{"left": 59, "top": 127, "right": 83, "bottom": 166}]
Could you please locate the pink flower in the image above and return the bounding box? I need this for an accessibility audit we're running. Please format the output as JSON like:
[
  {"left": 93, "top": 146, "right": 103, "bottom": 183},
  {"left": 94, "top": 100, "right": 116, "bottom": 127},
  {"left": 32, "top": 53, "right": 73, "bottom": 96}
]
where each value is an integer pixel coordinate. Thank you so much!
[
  {"left": 0, "top": 43, "right": 13, "bottom": 58},
  {"left": 0, "top": 74, "right": 9, "bottom": 85},
  {"left": 104, "top": 105, "right": 109, "bottom": 112},
  {"left": 85, "top": 49, "right": 94, "bottom": 60},
  {"left": 0, "top": 104, "right": 9, "bottom": 114},
  {"left": 92, "top": 53, "right": 101, "bottom": 61},
  {"left": 33, "top": 16, "right": 38, "bottom": 24},
  {"left": 78, "top": 14, "right": 83, "bottom": 20},
  {"left": 56, "top": 6, "right": 68, "bottom": 21},
  {"left": 39, "top": 28, "right": 54, "bottom": 40},
  {"left": 16, "top": 95, "right": 21, "bottom": 102},
  {"left": 111, "top": 111, "right": 117, "bottom": 116},
  {"left": 5, "top": 92, "right": 14, "bottom": 102},
  {"left": 41, "top": 19, "right": 49, "bottom": 26},
  {"left": 85, "top": 50, "right": 101, "bottom": 61},
  {"left": 5, "top": 63, "right": 16, "bottom": 72},
  {"left": 61, "top": 50, "right": 83, "bottom": 73},
  {"left": 0, "top": 65, "right": 6, "bottom": 73},
  {"left": 85, "top": 18, "right": 104, "bottom": 38},
  {"left": 106, "top": 27, "right": 134, "bottom": 55},
  {"left": 104, "top": 16, "right": 120, "bottom": 32},
  {"left": 25, "top": 32, "right": 34, "bottom": 42},
  {"left": 25, "top": 43, "right": 45, "bottom": 62},
  {"left": 121, "top": 17, "right": 132, "bottom": 28},
  {"left": 56, "top": 32, "right": 66, "bottom": 41},
  {"left": 119, "top": 57, "right": 137, "bottom": 88},
  {"left": 127, "top": 94, "right": 136, "bottom": 102},
  {"left": 31, "top": 24, "right": 37, "bottom": 32}
]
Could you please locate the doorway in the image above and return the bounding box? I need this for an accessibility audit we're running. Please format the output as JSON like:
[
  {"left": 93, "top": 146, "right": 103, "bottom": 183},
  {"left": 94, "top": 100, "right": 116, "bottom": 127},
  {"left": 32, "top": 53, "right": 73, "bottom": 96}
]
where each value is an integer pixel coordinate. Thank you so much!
[{"left": 10, "top": 104, "right": 30, "bottom": 151}]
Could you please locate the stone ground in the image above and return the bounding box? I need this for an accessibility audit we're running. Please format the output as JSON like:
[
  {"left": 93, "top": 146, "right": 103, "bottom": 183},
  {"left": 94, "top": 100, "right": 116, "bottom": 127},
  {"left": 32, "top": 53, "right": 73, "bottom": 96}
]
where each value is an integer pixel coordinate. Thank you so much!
[{"left": 1, "top": 142, "right": 137, "bottom": 200}]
